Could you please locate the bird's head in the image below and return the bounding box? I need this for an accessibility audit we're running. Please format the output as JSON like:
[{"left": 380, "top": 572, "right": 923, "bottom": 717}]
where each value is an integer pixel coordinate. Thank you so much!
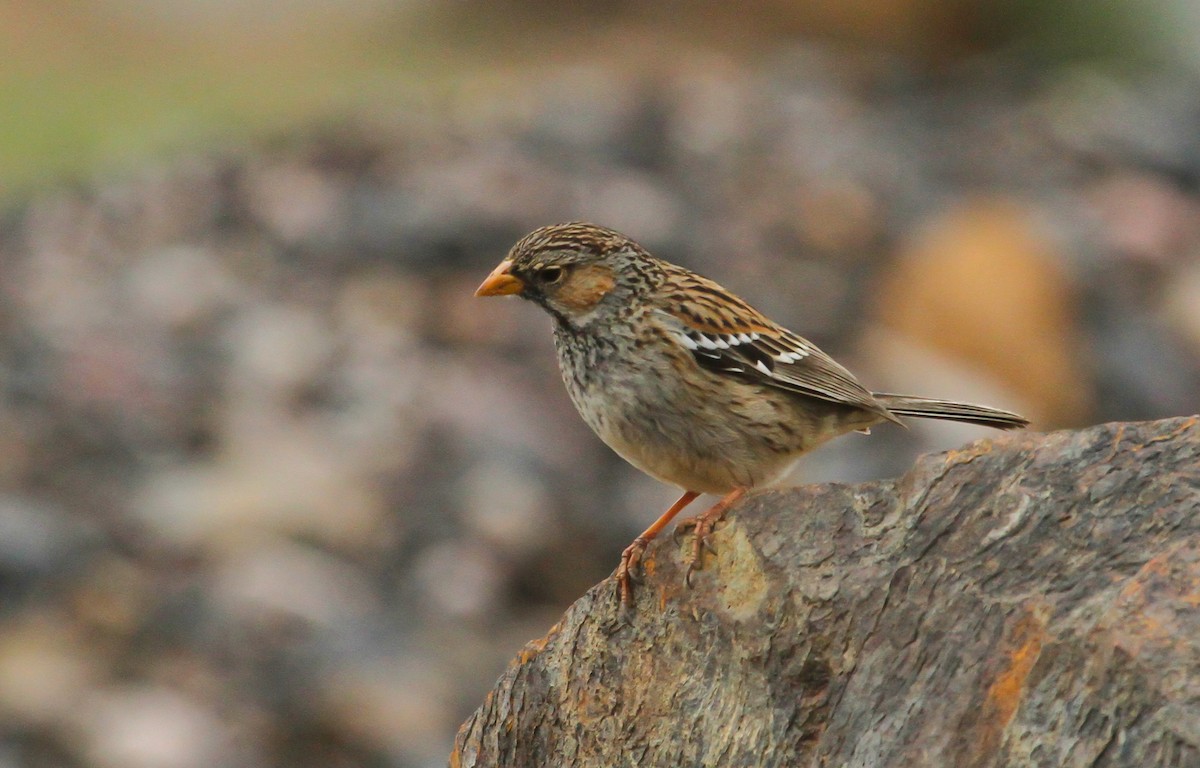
[{"left": 475, "top": 223, "right": 649, "bottom": 327}]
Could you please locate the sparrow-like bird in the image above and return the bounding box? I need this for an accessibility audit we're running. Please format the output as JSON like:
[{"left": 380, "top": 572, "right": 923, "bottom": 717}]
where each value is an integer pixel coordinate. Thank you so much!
[{"left": 476, "top": 223, "right": 1028, "bottom": 606}]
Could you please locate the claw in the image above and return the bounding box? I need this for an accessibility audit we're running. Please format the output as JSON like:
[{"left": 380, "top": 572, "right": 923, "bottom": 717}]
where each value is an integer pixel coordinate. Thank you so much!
[
  {"left": 616, "top": 603, "right": 634, "bottom": 629},
  {"left": 616, "top": 536, "right": 650, "bottom": 609},
  {"left": 616, "top": 568, "right": 639, "bottom": 611},
  {"left": 603, "top": 593, "right": 633, "bottom": 633},
  {"left": 689, "top": 522, "right": 714, "bottom": 573},
  {"left": 613, "top": 490, "right": 703, "bottom": 611},
  {"left": 676, "top": 487, "right": 749, "bottom": 592},
  {"left": 672, "top": 523, "right": 689, "bottom": 546}
]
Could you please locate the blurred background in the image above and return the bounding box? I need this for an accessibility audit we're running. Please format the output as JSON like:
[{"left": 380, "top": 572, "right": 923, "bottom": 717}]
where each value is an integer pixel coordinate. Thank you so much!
[{"left": 2, "top": 1, "right": 1200, "bottom": 766}]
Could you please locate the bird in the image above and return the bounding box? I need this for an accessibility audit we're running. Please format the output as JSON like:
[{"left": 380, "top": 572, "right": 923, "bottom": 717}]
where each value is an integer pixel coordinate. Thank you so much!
[{"left": 475, "top": 222, "right": 1028, "bottom": 607}]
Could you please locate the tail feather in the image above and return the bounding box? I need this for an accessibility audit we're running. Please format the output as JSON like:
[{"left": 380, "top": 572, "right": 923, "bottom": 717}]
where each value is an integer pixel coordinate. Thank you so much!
[{"left": 872, "top": 393, "right": 1029, "bottom": 430}]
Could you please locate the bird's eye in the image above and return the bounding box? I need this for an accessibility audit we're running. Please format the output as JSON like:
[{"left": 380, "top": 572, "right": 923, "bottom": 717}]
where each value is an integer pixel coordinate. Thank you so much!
[{"left": 536, "top": 266, "right": 564, "bottom": 285}]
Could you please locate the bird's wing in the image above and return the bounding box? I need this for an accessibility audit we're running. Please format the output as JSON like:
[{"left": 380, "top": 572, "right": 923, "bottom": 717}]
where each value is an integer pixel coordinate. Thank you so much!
[{"left": 653, "top": 270, "right": 890, "bottom": 416}]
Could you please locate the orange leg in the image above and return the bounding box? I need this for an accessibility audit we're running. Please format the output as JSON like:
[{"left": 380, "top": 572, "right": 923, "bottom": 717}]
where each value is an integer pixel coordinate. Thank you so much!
[
  {"left": 617, "top": 490, "right": 701, "bottom": 606},
  {"left": 675, "top": 487, "right": 748, "bottom": 586}
]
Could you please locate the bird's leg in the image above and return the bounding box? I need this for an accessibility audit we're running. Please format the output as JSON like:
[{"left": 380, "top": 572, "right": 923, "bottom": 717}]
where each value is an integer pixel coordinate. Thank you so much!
[
  {"left": 675, "top": 487, "right": 748, "bottom": 586},
  {"left": 617, "top": 490, "right": 701, "bottom": 606}
]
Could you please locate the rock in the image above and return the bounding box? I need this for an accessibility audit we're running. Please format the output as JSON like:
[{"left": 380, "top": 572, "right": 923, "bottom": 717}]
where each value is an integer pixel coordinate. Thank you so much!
[
  {"left": 876, "top": 197, "right": 1090, "bottom": 426},
  {"left": 73, "top": 686, "right": 233, "bottom": 768},
  {"left": 208, "top": 539, "right": 379, "bottom": 627},
  {"left": 452, "top": 417, "right": 1200, "bottom": 767},
  {"left": 0, "top": 612, "right": 98, "bottom": 726}
]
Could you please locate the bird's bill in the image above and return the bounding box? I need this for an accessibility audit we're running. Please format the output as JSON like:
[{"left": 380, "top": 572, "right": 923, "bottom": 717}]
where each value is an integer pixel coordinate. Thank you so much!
[{"left": 474, "top": 260, "right": 524, "bottom": 297}]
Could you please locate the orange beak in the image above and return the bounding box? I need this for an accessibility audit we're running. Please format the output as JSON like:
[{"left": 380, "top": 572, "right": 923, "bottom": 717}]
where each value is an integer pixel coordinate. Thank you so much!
[{"left": 474, "top": 259, "right": 524, "bottom": 297}]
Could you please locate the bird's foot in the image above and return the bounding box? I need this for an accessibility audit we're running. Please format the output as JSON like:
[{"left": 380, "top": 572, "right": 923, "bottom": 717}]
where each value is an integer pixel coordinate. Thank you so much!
[
  {"left": 676, "top": 513, "right": 721, "bottom": 587},
  {"left": 612, "top": 490, "right": 703, "bottom": 615},
  {"left": 615, "top": 536, "right": 649, "bottom": 608},
  {"left": 675, "top": 487, "right": 748, "bottom": 587}
]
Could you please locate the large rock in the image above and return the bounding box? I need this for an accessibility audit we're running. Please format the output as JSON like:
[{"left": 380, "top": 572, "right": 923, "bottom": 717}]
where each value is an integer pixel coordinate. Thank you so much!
[{"left": 452, "top": 417, "right": 1200, "bottom": 767}]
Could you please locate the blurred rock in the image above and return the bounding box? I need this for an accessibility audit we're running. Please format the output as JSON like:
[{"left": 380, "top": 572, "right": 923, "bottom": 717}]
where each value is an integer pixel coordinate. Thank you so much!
[
  {"left": 1086, "top": 172, "right": 1200, "bottom": 266},
  {"left": 1165, "top": 260, "right": 1200, "bottom": 352},
  {"left": 0, "top": 612, "right": 98, "bottom": 726},
  {"left": 124, "top": 245, "right": 240, "bottom": 329},
  {"left": 571, "top": 168, "right": 685, "bottom": 243},
  {"left": 1086, "top": 290, "right": 1200, "bottom": 421},
  {"left": 459, "top": 460, "right": 558, "bottom": 560},
  {"left": 68, "top": 554, "right": 151, "bottom": 638},
  {"left": 0, "top": 494, "right": 96, "bottom": 579},
  {"left": 130, "top": 424, "right": 388, "bottom": 551},
  {"left": 73, "top": 686, "right": 233, "bottom": 768},
  {"left": 319, "top": 658, "right": 455, "bottom": 765},
  {"left": 413, "top": 540, "right": 507, "bottom": 621},
  {"left": 226, "top": 304, "right": 335, "bottom": 396},
  {"left": 209, "top": 539, "right": 379, "bottom": 627},
  {"left": 243, "top": 159, "right": 346, "bottom": 245},
  {"left": 875, "top": 198, "right": 1090, "bottom": 426}
]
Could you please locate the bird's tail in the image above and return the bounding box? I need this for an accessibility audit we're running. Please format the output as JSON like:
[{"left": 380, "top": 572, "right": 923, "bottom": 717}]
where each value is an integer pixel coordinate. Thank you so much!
[{"left": 872, "top": 393, "right": 1029, "bottom": 430}]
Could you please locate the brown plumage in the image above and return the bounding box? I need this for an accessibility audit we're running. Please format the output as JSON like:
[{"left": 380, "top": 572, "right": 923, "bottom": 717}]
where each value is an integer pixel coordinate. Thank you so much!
[{"left": 476, "top": 222, "right": 1028, "bottom": 606}]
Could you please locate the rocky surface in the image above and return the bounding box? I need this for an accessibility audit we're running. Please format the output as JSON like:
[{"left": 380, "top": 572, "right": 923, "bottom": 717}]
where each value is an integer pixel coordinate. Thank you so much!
[{"left": 453, "top": 417, "right": 1200, "bottom": 767}]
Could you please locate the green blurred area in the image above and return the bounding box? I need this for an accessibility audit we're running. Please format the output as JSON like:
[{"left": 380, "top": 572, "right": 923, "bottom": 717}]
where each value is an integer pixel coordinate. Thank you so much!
[
  {"left": 0, "top": 0, "right": 1188, "bottom": 200},
  {"left": 1, "top": 1, "right": 437, "bottom": 197}
]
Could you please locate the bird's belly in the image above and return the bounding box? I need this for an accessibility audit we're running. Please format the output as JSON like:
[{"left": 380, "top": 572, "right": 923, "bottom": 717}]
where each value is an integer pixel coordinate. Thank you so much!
[
  {"left": 605, "top": 432, "right": 798, "bottom": 495},
  {"left": 567, "top": 363, "right": 809, "bottom": 494}
]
